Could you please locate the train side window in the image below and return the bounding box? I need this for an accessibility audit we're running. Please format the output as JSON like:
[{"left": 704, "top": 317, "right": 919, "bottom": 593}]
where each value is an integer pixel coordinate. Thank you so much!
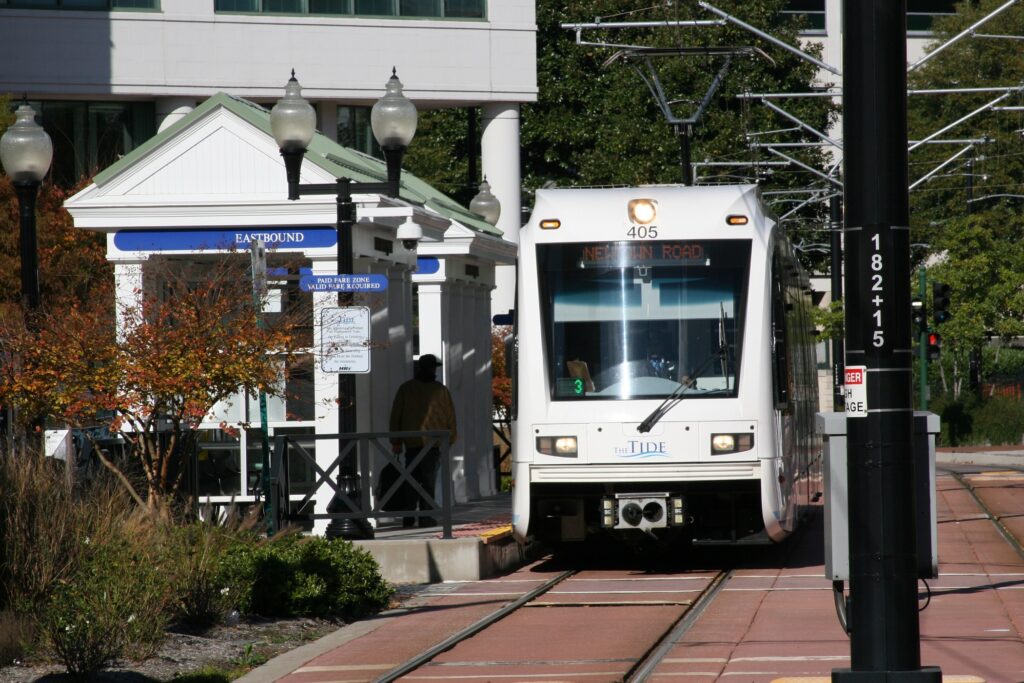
[{"left": 771, "top": 252, "right": 790, "bottom": 410}]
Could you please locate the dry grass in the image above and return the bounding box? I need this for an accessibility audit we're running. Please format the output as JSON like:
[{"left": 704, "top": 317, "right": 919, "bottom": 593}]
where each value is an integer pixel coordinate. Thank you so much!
[{"left": 0, "top": 448, "right": 141, "bottom": 614}]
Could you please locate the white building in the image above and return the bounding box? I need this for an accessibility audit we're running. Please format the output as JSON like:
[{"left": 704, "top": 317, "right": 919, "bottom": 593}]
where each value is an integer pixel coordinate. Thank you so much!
[
  {"left": 0, "top": 0, "right": 535, "bottom": 315},
  {"left": 64, "top": 92, "right": 516, "bottom": 531}
]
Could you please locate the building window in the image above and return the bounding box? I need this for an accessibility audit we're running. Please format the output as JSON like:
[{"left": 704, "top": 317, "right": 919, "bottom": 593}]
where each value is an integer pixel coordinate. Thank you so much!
[
  {"left": 781, "top": 0, "right": 825, "bottom": 32},
  {"left": 781, "top": 0, "right": 957, "bottom": 33},
  {"left": 212, "top": 0, "right": 484, "bottom": 17},
  {"left": 0, "top": 0, "right": 158, "bottom": 8},
  {"left": 16, "top": 100, "right": 156, "bottom": 187},
  {"left": 908, "top": 0, "right": 957, "bottom": 32},
  {"left": 338, "top": 105, "right": 381, "bottom": 157}
]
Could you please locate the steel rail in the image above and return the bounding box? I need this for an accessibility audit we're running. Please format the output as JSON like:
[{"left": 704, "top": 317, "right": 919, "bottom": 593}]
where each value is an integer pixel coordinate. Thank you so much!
[
  {"left": 626, "top": 569, "right": 733, "bottom": 682},
  {"left": 945, "top": 469, "right": 1024, "bottom": 561},
  {"left": 372, "top": 569, "right": 577, "bottom": 683}
]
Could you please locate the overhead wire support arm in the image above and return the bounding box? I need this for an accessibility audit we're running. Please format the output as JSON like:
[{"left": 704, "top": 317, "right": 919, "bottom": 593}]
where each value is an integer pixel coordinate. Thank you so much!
[
  {"left": 561, "top": 19, "right": 725, "bottom": 30},
  {"left": 736, "top": 91, "right": 841, "bottom": 100},
  {"left": 563, "top": 19, "right": 726, "bottom": 51},
  {"left": 908, "top": 0, "right": 1018, "bottom": 72},
  {"left": 779, "top": 192, "right": 840, "bottom": 221},
  {"left": 908, "top": 144, "right": 976, "bottom": 191},
  {"left": 908, "top": 90, "right": 1021, "bottom": 152},
  {"left": 764, "top": 146, "right": 844, "bottom": 188},
  {"left": 698, "top": 1, "right": 840, "bottom": 75},
  {"left": 909, "top": 85, "right": 1024, "bottom": 95},
  {"left": 760, "top": 99, "right": 843, "bottom": 150}
]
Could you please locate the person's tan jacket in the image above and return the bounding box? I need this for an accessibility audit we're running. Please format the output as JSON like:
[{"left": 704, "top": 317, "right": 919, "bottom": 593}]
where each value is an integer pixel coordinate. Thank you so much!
[{"left": 389, "top": 378, "right": 458, "bottom": 448}]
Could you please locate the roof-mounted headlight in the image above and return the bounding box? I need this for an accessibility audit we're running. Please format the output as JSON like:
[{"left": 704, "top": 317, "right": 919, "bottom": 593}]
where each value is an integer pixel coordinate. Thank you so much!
[{"left": 628, "top": 199, "right": 658, "bottom": 225}]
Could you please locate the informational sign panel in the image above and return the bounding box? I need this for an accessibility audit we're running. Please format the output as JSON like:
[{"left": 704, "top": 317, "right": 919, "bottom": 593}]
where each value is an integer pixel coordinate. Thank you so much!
[
  {"left": 844, "top": 365, "right": 868, "bottom": 418},
  {"left": 300, "top": 274, "right": 388, "bottom": 292},
  {"left": 322, "top": 307, "right": 371, "bottom": 374}
]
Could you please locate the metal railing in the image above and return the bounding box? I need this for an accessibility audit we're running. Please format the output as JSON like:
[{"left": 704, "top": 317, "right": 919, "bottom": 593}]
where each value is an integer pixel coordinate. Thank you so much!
[{"left": 269, "top": 430, "right": 453, "bottom": 539}]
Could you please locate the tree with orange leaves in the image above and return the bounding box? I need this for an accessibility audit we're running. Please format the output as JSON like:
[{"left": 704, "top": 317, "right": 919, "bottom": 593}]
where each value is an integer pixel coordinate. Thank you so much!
[{"left": 0, "top": 256, "right": 304, "bottom": 512}]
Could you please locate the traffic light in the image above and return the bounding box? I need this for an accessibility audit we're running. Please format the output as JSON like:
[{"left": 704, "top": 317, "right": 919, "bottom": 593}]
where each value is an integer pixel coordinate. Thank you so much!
[
  {"left": 927, "top": 332, "right": 942, "bottom": 361},
  {"left": 911, "top": 298, "right": 926, "bottom": 336},
  {"left": 933, "top": 282, "right": 952, "bottom": 325}
]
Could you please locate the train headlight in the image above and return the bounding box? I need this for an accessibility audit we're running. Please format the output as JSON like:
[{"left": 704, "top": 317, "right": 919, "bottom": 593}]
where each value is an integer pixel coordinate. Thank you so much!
[
  {"left": 628, "top": 198, "right": 658, "bottom": 224},
  {"left": 536, "top": 436, "right": 578, "bottom": 456},
  {"left": 711, "top": 433, "right": 754, "bottom": 454},
  {"left": 711, "top": 434, "right": 735, "bottom": 452}
]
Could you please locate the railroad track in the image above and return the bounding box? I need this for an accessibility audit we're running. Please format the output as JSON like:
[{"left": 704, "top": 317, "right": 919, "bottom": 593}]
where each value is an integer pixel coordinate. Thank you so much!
[
  {"left": 372, "top": 564, "right": 732, "bottom": 683},
  {"left": 942, "top": 466, "right": 1024, "bottom": 560}
]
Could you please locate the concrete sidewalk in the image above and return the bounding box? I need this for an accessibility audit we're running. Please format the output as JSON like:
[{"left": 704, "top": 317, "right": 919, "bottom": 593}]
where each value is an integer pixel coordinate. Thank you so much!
[{"left": 936, "top": 445, "right": 1024, "bottom": 468}]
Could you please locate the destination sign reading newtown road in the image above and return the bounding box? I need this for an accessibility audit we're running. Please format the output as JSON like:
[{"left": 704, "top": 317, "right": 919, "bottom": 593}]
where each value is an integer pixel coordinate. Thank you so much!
[{"left": 299, "top": 274, "right": 389, "bottom": 292}]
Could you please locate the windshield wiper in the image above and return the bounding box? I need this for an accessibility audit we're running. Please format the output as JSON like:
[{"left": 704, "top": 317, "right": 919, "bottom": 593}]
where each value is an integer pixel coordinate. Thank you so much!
[
  {"left": 637, "top": 345, "right": 725, "bottom": 434},
  {"left": 637, "top": 302, "right": 731, "bottom": 434}
]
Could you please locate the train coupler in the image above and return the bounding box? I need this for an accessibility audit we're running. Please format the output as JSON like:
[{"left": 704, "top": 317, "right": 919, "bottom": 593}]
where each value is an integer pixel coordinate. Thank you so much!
[{"left": 600, "top": 493, "right": 688, "bottom": 532}]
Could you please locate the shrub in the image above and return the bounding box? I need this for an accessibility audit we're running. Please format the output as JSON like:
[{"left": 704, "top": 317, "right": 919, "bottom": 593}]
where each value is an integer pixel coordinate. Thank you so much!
[
  {"left": 968, "top": 395, "right": 1024, "bottom": 446},
  {"left": 223, "top": 535, "right": 393, "bottom": 620},
  {"left": 40, "top": 533, "right": 171, "bottom": 677},
  {"left": 934, "top": 394, "right": 1024, "bottom": 446},
  {"left": 165, "top": 520, "right": 259, "bottom": 628}
]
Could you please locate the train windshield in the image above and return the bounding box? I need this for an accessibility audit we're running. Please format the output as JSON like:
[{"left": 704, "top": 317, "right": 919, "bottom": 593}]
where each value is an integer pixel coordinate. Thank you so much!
[{"left": 538, "top": 239, "right": 751, "bottom": 400}]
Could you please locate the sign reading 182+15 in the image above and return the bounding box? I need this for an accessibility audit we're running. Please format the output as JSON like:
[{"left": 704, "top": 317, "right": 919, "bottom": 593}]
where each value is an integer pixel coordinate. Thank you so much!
[{"left": 300, "top": 274, "right": 388, "bottom": 292}]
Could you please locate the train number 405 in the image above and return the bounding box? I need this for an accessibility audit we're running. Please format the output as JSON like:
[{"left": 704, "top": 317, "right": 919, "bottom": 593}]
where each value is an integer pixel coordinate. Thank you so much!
[{"left": 627, "top": 225, "right": 658, "bottom": 239}]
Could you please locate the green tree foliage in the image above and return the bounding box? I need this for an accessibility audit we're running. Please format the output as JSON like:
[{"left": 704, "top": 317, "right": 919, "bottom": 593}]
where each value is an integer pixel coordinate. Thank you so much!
[
  {"left": 907, "top": 0, "right": 1024, "bottom": 395},
  {"left": 404, "top": 0, "right": 836, "bottom": 250}
]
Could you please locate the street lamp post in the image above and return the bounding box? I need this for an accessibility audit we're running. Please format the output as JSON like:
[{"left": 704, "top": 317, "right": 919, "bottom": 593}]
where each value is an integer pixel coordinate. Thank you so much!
[
  {"left": 1, "top": 101, "right": 53, "bottom": 317},
  {"left": 1, "top": 101, "right": 53, "bottom": 446},
  {"left": 271, "top": 70, "right": 417, "bottom": 539}
]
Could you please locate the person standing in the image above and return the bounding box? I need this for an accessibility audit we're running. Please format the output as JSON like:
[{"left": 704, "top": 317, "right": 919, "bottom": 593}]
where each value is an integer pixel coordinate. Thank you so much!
[{"left": 389, "top": 353, "right": 457, "bottom": 527}]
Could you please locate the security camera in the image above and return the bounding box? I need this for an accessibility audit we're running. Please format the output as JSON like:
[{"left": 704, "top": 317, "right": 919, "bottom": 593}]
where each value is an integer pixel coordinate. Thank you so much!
[{"left": 396, "top": 218, "right": 422, "bottom": 250}]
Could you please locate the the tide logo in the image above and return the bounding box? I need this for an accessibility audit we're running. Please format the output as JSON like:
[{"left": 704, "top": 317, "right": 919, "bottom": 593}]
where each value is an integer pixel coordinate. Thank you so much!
[{"left": 614, "top": 440, "right": 669, "bottom": 458}]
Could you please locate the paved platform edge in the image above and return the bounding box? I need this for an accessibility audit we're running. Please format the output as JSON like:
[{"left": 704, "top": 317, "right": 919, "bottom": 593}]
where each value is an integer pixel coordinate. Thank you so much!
[
  {"left": 936, "top": 450, "right": 1024, "bottom": 467},
  {"left": 234, "top": 610, "right": 404, "bottom": 683}
]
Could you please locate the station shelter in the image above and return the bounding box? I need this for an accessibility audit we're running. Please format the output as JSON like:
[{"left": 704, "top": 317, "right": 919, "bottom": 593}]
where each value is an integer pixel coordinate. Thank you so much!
[{"left": 64, "top": 93, "right": 516, "bottom": 534}]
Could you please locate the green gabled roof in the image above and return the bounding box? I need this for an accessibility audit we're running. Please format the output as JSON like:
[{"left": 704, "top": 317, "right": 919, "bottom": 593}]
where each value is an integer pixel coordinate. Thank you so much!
[{"left": 92, "top": 92, "right": 502, "bottom": 238}]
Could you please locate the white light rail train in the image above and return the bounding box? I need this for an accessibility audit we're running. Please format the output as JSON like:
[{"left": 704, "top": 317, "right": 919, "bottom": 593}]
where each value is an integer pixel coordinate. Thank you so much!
[{"left": 510, "top": 185, "right": 822, "bottom": 546}]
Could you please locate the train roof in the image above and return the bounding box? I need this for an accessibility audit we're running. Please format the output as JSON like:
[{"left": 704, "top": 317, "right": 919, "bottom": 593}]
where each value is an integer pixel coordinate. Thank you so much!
[{"left": 528, "top": 184, "right": 773, "bottom": 236}]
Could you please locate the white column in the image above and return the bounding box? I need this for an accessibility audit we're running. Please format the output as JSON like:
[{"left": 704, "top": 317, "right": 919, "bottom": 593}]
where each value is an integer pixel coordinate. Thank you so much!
[
  {"left": 448, "top": 283, "right": 468, "bottom": 501},
  {"left": 481, "top": 285, "right": 498, "bottom": 496},
  {"left": 111, "top": 259, "right": 146, "bottom": 340},
  {"left": 156, "top": 98, "right": 196, "bottom": 133},
  {"left": 482, "top": 103, "right": 521, "bottom": 319},
  {"left": 310, "top": 256, "right": 340, "bottom": 536},
  {"left": 417, "top": 281, "right": 447, "bottom": 362},
  {"left": 471, "top": 284, "right": 494, "bottom": 497}
]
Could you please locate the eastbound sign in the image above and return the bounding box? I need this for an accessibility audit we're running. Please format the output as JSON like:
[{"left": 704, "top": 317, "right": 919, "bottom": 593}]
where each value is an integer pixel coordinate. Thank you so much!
[
  {"left": 322, "top": 307, "right": 370, "bottom": 374},
  {"left": 300, "top": 274, "right": 388, "bottom": 292}
]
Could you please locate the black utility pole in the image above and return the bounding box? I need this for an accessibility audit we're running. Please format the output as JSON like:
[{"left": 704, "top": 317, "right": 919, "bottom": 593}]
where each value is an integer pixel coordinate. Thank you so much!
[
  {"left": 966, "top": 154, "right": 982, "bottom": 395},
  {"left": 677, "top": 124, "right": 693, "bottom": 185},
  {"left": 837, "top": 2, "right": 940, "bottom": 681},
  {"left": 830, "top": 194, "right": 844, "bottom": 410}
]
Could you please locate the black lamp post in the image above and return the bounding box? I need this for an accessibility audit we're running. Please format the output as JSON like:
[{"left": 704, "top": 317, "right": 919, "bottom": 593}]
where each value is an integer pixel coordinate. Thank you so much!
[
  {"left": 271, "top": 69, "right": 417, "bottom": 539},
  {"left": 1, "top": 101, "right": 53, "bottom": 317}
]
